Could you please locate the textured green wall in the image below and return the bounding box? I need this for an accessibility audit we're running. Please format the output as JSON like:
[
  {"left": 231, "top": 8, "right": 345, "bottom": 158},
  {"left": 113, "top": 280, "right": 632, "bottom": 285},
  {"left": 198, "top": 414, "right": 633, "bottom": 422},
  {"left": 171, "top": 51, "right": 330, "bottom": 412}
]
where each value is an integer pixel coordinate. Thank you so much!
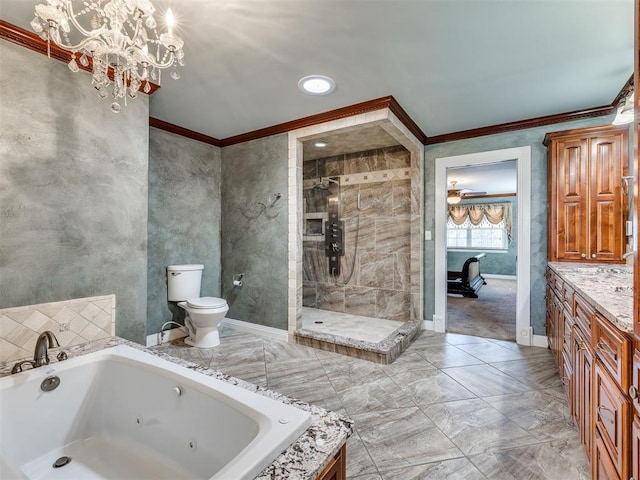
[
  {"left": 221, "top": 135, "right": 289, "bottom": 330},
  {"left": 0, "top": 41, "right": 149, "bottom": 344}
]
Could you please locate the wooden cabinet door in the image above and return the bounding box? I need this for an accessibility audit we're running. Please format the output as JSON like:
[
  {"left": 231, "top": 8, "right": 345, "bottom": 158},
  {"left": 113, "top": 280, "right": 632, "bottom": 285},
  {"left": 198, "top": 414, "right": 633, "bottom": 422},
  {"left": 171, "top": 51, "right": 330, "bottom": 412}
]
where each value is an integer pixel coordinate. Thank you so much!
[
  {"left": 593, "top": 363, "right": 630, "bottom": 479},
  {"left": 632, "top": 350, "right": 640, "bottom": 415},
  {"left": 593, "top": 431, "right": 622, "bottom": 480},
  {"left": 589, "top": 134, "right": 625, "bottom": 262},
  {"left": 545, "top": 125, "right": 628, "bottom": 264},
  {"left": 552, "top": 137, "right": 589, "bottom": 262},
  {"left": 632, "top": 416, "right": 640, "bottom": 480},
  {"left": 573, "top": 325, "right": 593, "bottom": 460}
]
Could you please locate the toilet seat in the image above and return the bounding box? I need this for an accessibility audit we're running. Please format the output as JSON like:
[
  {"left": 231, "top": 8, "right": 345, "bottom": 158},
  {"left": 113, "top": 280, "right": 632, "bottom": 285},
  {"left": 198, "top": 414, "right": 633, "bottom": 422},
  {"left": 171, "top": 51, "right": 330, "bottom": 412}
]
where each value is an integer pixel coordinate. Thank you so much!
[{"left": 186, "top": 296, "right": 227, "bottom": 310}]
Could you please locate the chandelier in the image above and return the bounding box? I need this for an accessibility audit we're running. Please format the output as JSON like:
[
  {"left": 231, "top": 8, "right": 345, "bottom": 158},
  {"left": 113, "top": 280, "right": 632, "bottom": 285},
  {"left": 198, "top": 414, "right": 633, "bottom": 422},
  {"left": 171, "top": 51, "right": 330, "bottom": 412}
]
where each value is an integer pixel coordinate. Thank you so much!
[{"left": 30, "top": 0, "right": 185, "bottom": 113}]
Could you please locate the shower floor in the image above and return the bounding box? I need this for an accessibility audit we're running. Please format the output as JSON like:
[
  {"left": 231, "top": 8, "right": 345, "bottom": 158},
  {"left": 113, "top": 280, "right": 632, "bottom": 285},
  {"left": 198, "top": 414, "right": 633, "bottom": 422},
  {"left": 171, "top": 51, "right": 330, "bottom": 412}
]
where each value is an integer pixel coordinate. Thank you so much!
[
  {"left": 302, "top": 308, "right": 402, "bottom": 343},
  {"left": 296, "top": 307, "right": 421, "bottom": 364}
]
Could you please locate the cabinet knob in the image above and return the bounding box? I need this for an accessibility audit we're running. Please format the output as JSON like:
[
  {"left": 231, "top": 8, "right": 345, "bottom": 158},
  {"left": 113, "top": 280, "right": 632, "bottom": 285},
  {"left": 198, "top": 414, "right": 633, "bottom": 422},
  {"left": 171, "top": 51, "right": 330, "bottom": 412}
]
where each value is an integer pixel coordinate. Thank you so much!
[
  {"left": 629, "top": 385, "right": 638, "bottom": 399},
  {"left": 581, "top": 253, "right": 586, "bottom": 258},
  {"left": 591, "top": 254, "right": 596, "bottom": 259}
]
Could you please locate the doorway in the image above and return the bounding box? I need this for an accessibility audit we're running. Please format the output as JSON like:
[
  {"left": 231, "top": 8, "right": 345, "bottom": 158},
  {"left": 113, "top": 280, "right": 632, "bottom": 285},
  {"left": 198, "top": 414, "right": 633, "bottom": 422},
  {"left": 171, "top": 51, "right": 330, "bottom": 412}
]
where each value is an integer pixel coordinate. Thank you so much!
[
  {"left": 446, "top": 161, "right": 518, "bottom": 340},
  {"left": 434, "top": 147, "right": 532, "bottom": 345}
]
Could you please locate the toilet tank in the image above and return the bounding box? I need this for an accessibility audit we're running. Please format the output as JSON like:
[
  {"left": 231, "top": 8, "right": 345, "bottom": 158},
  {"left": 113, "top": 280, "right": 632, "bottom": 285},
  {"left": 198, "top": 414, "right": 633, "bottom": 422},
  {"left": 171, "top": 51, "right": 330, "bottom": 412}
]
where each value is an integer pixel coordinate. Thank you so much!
[{"left": 167, "top": 264, "right": 204, "bottom": 301}]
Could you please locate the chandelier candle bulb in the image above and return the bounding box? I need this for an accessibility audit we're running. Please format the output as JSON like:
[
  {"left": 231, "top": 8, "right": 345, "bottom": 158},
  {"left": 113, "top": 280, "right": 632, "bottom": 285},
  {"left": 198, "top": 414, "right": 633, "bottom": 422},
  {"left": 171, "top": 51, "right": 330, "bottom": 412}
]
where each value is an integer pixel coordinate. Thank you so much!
[{"left": 166, "top": 8, "right": 175, "bottom": 37}]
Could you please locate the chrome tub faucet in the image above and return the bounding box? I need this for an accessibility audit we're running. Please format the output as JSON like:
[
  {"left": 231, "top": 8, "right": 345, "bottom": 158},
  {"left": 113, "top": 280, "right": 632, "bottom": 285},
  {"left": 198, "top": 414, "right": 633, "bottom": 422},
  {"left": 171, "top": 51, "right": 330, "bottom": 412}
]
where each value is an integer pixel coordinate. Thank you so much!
[{"left": 11, "top": 331, "right": 67, "bottom": 374}]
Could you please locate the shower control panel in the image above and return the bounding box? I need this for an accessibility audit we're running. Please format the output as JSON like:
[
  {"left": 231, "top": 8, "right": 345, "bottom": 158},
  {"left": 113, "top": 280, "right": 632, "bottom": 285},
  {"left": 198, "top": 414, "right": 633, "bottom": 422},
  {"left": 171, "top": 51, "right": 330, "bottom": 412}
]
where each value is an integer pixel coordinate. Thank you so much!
[{"left": 325, "top": 211, "right": 344, "bottom": 277}]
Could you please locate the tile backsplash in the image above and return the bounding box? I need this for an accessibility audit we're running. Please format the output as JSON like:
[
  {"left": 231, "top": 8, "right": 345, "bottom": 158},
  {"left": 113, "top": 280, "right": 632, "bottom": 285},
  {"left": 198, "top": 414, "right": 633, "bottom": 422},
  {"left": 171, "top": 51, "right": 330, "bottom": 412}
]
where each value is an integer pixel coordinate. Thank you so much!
[{"left": 0, "top": 295, "right": 115, "bottom": 363}]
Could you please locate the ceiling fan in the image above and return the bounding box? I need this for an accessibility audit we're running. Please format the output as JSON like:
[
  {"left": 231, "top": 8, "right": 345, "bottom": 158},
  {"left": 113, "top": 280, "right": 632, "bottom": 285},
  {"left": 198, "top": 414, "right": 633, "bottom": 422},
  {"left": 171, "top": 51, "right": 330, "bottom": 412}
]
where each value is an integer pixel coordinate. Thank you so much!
[{"left": 447, "top": 181, "right": 486, "bottom": 204}]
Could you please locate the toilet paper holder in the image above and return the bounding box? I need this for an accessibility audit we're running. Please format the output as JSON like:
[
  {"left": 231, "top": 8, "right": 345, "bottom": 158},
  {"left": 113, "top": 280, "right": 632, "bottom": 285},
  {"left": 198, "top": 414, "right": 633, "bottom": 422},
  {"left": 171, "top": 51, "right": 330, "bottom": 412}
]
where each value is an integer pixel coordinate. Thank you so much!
[{"left": 233, "top": 273, "right": 244, "bottom": 287}]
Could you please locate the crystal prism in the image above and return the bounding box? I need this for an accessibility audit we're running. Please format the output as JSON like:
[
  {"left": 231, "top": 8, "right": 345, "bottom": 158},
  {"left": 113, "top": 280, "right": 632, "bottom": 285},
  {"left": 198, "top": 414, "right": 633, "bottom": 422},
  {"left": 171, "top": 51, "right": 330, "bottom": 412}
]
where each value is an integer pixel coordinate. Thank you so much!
[{"left": 68, "top": 58, "right": 79, "bottom": 73}]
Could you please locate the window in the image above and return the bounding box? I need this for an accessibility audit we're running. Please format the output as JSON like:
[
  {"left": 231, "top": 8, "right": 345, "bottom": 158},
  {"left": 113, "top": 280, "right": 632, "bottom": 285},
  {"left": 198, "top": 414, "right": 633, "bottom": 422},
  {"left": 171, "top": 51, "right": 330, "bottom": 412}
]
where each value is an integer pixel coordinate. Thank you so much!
[
  {"left": 446, "top": 202, "right": 512, "bottom": 251},
  {"left": 447, "top": 216, "right": 508, "bottom": 250}
]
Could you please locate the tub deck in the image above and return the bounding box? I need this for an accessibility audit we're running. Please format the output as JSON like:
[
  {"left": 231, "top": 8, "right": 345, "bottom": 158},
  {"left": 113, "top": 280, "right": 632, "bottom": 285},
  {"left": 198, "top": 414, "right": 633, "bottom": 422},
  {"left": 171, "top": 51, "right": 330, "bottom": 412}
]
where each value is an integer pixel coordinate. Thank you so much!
[{"left": 0, "top": 338, "right": 353, "bottom": 480}]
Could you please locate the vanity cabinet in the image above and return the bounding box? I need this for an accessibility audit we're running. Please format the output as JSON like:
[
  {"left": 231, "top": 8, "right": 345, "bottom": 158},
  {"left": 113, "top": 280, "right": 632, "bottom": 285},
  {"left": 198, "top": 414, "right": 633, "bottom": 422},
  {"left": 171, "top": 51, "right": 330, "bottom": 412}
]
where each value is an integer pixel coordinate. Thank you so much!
[
  {"left": 546, "top": 267, "right": 634, "bottom": 479},
  {"left": 544, "top": 125, "right": 628, "bottom": 264},
  {"left": 631, "top": 352, "right": 640, "bottom": 480}
]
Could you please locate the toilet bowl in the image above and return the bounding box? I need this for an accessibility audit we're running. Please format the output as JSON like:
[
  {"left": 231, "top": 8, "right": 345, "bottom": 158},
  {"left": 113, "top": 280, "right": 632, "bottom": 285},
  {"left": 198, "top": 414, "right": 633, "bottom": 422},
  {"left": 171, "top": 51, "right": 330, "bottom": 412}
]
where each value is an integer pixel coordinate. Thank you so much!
[
  {"left": 167, "top": 264, "right": 229, "bottom": 348},
  {"left": 178, "top": 297, "right": 229, "bottom": 348}
]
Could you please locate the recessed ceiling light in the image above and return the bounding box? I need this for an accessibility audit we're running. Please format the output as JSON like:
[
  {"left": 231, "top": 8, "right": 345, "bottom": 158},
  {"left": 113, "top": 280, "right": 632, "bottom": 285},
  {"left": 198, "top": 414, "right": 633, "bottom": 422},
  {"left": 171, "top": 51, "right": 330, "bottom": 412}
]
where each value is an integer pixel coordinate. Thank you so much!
[
  {"left": 314, "top": 141, "right": 328, "bottom": 148},
  {"left": 298, "top": 75, "right": 336, "bottom": 95}
]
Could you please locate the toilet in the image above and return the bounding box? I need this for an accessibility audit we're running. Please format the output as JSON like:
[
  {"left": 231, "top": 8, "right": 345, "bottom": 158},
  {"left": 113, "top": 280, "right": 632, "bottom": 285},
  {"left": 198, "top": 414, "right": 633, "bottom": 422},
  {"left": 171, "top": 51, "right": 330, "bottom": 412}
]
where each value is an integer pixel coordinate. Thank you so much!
[{"left": 166, "top": 264, "right": 229, "bottom": 348}]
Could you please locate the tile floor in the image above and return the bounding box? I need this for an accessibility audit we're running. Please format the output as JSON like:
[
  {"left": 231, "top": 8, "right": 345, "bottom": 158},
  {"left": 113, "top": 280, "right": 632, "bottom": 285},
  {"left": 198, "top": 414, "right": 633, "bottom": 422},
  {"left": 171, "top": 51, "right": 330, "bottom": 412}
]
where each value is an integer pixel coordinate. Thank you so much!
[{"left": 151, "top": 329, "right": 591, "bottom": 480}]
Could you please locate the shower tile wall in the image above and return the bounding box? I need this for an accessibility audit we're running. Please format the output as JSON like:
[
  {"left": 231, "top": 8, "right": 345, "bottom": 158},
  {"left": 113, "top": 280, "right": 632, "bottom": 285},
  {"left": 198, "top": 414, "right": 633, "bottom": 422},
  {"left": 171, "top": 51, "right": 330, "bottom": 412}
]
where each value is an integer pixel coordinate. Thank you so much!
[{"left": 303, "top": 146, "right": 411, "bottom": 321}]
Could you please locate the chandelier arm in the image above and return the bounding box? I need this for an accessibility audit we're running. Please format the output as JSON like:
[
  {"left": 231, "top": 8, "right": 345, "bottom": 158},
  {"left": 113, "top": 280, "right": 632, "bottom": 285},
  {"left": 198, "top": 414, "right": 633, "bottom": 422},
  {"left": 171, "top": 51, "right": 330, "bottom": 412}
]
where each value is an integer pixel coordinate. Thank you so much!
[
  {"left": 51, "top": 35, "right": 101, "bottom": 54},
  {"left": 144, "top": 54, "right": 175, "bottom": 70},
  {"left": 61, "top": 0, "right": 99, "bottom": 40}
]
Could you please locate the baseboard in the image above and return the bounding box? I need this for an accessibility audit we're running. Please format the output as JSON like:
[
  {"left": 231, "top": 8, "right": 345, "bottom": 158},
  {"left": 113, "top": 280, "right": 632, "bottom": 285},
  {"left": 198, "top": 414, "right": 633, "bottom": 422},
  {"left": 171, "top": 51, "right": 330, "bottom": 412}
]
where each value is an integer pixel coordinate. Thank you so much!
[
  {"left": 432, "top": 314, "right": 445, "bottom": 332},
  {"left": 422, "top": 320, "right": 434, "bottom": 331},
  {"left": 145, "top": 326, "right": 188, "bottom": 347},
  {"left": 483, "top": 274, "right": 517, "bottom": 280},
  {"left": 532, "top": 334, "right": 548, "bottom": 348},
  {"left": 145, "top": 318, "right": 289, "bottom": 346},
  {"left": 221, "top": 317, "right": 289, "bottom": 342}
]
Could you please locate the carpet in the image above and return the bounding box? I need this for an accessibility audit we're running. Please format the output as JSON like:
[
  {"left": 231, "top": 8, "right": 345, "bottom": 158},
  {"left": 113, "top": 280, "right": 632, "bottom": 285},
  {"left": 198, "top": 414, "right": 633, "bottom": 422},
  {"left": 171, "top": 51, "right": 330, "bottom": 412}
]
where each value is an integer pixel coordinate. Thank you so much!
[{"left": 447, "top": 278, "right": 517, "bottom": 341}]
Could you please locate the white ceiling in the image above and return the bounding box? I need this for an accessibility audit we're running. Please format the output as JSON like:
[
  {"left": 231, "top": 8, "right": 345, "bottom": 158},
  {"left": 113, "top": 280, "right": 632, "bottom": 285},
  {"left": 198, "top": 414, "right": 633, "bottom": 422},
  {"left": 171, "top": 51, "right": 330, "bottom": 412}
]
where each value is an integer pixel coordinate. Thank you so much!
[
  {"left": 447, "top": 160, "right": 518, "bottom": 196},
  {"left": 0, "top": 0, "right": 634, "bottom": 140}
]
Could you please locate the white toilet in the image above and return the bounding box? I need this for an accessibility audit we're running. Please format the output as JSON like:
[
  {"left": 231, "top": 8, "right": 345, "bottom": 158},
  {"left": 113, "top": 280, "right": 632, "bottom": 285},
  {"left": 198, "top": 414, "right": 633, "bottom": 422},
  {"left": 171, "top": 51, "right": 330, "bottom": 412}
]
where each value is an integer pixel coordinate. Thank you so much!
[{"left": 167, "top": 264, "right": 229, "bottom": 348}]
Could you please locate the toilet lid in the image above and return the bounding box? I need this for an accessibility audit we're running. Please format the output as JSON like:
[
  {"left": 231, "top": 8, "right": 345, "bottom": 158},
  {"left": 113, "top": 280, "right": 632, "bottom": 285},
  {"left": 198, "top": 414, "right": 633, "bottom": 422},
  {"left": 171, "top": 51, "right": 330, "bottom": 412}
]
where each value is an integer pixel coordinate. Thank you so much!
[{"left": 186, "top": 297, "right": 227, "bottom": 309}]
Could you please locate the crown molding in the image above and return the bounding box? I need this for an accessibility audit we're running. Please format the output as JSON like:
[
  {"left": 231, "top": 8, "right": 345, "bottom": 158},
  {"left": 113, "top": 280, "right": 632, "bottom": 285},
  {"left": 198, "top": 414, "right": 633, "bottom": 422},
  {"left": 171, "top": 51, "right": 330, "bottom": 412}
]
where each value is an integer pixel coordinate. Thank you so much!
[
  {"left": 612, "top": 74, "right": 634, "bottom": 108},
  {"left": 220, "top": 96, "right": 400, "bottom": 147},
  {"left": 388, "top": 96, "right": 428, "bottom": 144},
  {"left": 149, "top": 118, "right": 222, "bottom": 147},
  {"left": 0, "top": 19, "right": 160, "bottom": 94},
  {"left": 425, "top": 105, "right": 614, "bottom": 145}
]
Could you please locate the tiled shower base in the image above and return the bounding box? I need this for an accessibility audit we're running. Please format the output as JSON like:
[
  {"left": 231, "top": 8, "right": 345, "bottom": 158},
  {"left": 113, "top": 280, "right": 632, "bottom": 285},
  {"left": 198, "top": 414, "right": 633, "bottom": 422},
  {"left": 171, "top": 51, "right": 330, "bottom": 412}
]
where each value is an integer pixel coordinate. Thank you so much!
[{"left": 295, "top": 307, "right": 421, "bottom": 364}]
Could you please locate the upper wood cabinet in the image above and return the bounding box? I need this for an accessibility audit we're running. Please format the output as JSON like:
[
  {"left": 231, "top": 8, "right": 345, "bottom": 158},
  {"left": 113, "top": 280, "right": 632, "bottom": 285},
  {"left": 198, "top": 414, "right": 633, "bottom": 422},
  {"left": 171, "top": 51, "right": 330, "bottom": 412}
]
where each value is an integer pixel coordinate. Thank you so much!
[{"left": 545, "top": 125, "right": 629, "bottom": 263}]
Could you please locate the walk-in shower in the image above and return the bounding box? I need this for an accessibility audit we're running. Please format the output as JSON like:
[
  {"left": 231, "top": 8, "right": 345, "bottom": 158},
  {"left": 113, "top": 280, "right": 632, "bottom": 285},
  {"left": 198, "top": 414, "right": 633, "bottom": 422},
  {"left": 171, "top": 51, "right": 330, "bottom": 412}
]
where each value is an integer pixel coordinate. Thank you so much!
[{"left": 302, "top": 145, "right": 413, "bottom": 322}]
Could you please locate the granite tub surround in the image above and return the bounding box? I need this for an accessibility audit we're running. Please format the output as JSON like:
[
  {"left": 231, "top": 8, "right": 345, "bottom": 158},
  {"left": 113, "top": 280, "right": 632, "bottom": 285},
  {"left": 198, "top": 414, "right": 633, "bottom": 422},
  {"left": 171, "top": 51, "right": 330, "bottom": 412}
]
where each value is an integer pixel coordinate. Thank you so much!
[
  {"left": 0, "top": 336, "right": 353, "bottom": 480},
  {"left": 548, "top": 262, "right": 633, "bottom": 332},
  {"left": 303, "top": 146, "right": 413, "bottom": 322},
  {"left": 0, "top": 295, "right": 115, "bottom": 363}
]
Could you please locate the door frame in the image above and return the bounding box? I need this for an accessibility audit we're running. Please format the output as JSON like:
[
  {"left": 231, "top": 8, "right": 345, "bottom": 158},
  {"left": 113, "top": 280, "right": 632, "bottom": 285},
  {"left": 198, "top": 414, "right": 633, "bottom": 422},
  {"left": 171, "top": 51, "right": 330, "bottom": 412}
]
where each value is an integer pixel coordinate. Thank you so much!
[{"left": 434, "top": 146, "right": 532, "bottom": 345}]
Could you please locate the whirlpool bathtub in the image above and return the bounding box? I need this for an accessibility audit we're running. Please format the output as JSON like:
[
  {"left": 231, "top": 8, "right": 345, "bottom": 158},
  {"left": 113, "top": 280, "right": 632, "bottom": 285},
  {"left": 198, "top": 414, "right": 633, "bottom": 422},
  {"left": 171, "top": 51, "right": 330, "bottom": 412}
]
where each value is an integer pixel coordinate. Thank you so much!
[{"left": 0, "top": 345, "right": 312, "bottom": 480}]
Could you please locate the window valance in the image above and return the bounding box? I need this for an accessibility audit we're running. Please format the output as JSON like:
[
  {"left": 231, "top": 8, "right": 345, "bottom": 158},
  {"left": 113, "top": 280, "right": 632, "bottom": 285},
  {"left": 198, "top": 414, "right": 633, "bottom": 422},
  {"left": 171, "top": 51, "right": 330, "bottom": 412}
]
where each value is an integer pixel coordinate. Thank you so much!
[{"left": 447, "top": 203, "right": 513, "bottom": 241}]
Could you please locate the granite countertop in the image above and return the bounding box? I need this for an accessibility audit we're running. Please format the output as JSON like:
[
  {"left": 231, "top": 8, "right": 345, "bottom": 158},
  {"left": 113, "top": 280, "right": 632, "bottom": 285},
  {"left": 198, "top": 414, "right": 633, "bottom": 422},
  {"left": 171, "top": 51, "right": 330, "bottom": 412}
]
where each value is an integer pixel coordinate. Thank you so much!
[
  {"left": 548, "top": 262, "right": 633, "bottom": 333},
  {"left": 0, "top": 337, "right": 353, "bottom": 480}
]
